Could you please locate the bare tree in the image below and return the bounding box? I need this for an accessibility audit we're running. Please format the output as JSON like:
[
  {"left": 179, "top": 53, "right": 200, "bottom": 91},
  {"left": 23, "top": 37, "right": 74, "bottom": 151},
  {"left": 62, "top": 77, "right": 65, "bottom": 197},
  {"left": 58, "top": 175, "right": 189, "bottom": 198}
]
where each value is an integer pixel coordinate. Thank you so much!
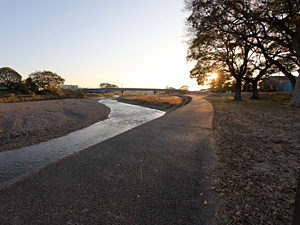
[{"left": 261, "top": 77, "right": 281, "bottom": 92}]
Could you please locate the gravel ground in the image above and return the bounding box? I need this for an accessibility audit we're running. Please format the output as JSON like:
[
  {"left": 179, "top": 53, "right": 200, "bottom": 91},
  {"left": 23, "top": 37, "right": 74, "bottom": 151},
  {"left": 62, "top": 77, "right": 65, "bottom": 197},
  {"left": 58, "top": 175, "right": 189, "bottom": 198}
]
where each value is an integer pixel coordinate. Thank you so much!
[{"left": 0, "top": 99, "right": 110, "bottom": 152}]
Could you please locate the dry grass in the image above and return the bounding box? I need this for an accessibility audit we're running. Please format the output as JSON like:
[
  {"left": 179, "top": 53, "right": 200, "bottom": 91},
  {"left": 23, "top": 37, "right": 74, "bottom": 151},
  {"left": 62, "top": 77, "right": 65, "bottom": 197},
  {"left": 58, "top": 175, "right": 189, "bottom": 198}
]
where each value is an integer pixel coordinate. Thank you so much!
[
  {"left": 124, "top": 95, "right": 182, "bottom": 110},
  {"left": 0, "top": 90, "right": 86, "bottom": 103},
  {"left": 85, "top": 92, "right": 121, "bottom": 98},
  {"left": 205, "top": 92, "right": 300, "bottom": 224}
]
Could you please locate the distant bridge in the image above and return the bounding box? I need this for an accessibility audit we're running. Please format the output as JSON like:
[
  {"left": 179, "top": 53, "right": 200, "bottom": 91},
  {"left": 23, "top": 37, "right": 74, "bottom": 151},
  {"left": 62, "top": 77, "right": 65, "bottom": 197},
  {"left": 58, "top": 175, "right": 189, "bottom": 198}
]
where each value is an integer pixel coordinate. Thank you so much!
[{"left": 81, "top": 88, "right": 180, "bottom": 95}]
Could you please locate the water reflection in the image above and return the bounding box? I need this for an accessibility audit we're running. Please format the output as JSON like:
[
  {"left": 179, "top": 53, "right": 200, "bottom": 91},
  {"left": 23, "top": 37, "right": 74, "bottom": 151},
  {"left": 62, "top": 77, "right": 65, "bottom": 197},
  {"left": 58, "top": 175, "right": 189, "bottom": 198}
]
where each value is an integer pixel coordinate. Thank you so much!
[{"left": 0, "top": 98, "right": 165, "bottom": 182}]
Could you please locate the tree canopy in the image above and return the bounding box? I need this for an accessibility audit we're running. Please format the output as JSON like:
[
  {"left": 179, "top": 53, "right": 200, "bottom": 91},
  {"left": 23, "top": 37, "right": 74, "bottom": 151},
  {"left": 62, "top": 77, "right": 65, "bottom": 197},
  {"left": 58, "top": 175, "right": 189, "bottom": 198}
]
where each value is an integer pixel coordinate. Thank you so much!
[
  {"left": 28, "top": 71, "right": 65, "bottom": 91},
  {"left": 99, "top": 83, "right": 119, "bottom": 88},
  {"left": 185, "top": 0, "right": 300, "bottom": 104},
  {"left": 180, "top": 85, "right": 189, "bottom": 91},
  {"left": 0, "top": 67, "right": 22, "bottom": 92}
]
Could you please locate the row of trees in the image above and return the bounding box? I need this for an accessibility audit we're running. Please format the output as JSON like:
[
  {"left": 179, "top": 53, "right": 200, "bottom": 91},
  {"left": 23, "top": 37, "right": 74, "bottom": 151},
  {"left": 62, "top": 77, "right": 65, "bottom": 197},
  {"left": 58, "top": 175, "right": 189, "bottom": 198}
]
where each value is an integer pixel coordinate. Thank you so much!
[
  {"left": 0, "top": 67, "right": 65, "bottom": 94},
  {"left": 99, "top": 83, "right": 119, "bottom": 88},
  {"left": 209, "top": 74, "right": 290, "bottom": 93},
  {"left": 185, "top": 0, "right": 300, "bottom": 106}
]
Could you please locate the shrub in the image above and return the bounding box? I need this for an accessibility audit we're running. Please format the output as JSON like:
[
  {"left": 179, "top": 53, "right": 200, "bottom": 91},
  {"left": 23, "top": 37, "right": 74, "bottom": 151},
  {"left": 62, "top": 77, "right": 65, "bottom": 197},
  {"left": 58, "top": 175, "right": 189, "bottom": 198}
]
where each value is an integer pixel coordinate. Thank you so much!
[{"left": 62, "top": 89, "right": 86, "bottom": 99}]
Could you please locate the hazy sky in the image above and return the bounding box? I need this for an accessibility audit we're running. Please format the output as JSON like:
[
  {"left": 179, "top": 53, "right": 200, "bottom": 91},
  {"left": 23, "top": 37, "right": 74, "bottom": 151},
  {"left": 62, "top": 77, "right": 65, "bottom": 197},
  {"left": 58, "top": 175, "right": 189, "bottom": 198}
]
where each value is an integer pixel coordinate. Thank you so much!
[{"left": 0, "top": 0, "right": 200, "bottom": 90}]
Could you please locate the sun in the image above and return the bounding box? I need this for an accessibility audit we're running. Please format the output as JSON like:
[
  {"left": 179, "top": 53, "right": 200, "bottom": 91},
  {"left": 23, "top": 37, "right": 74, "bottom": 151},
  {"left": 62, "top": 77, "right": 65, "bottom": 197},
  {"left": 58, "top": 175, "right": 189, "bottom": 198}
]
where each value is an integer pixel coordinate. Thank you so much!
[{"left": 211, "top": 73, "right": 218, "bottom": 79}]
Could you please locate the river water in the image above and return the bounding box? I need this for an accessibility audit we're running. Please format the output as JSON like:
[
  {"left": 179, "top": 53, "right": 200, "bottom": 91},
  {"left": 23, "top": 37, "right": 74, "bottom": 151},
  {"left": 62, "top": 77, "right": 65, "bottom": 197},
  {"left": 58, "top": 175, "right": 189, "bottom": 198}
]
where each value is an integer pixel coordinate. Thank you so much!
[{"left": 0, "top": 98, "right": 165, "bottom": 182}]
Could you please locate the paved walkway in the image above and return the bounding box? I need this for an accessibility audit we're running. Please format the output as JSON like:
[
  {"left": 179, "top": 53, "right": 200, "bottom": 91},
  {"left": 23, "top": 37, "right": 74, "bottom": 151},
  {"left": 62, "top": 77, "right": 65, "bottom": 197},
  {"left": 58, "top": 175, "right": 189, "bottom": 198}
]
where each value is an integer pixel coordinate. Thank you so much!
[{"left": 0, "top": 96, "right": 218, "bottom": 224}]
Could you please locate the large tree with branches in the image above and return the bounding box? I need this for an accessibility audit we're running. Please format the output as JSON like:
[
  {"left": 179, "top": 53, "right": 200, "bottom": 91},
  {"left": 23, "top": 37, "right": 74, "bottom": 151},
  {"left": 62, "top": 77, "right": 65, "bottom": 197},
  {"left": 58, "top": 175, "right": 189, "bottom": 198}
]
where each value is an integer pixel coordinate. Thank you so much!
[
  {"left": 185, "top": 0, "right": 278, "bottom": 100},
  {"left": 0, "top": 67, "right": 22, "bottom": 92},
  {"left": 185, "top": 0, "right": 299, "bottom": 104},
  {"left": 28, "top": 70, "right": 65, "bottom": 92}
]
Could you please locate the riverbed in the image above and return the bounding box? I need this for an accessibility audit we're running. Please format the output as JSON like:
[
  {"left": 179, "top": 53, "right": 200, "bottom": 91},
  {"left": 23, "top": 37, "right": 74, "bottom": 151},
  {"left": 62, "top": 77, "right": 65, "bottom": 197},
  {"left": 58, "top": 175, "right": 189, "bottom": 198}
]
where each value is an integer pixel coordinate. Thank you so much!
[{"left": 0, "top": 98, "right": 165, "bottom": 182}]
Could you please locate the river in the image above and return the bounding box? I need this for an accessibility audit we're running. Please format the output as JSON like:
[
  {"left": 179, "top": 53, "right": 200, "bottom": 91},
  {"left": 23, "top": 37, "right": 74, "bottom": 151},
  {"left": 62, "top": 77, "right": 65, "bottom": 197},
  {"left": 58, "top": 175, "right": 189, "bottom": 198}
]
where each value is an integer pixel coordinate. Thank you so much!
[{"left": 0, "top": 98, "right": 165, "bottom": 182}]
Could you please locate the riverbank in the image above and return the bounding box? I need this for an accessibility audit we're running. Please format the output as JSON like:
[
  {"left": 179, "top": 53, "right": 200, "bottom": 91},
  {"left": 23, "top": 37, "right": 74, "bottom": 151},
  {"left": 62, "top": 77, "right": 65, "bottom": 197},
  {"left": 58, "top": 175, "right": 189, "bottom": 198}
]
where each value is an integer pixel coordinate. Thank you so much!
[
  {"left": 118, "top": 95, "right": 192, "bottom": 111},
  {"left": 0, "top": 94, "right": 185, "bottom": 153},
  {"left": 0, "top": 99, "right": 110, "bottom": 152},
  {"left": 0, "top": 98, "right": 165, "bottom": 183}
]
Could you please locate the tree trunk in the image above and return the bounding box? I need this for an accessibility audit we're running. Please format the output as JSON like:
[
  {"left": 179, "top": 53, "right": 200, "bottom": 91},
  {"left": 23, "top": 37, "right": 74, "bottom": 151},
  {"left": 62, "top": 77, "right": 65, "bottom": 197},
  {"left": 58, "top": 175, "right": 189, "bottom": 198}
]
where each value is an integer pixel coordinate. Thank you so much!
[
  {"left": 251, "top": 80, "right": 259, "bottom": 99},
  {"left": 234, "top": 78, "right": 242, "bottom": 100},
  {"left": 290, "top": 74, "right": 300, "bottom": 107}
]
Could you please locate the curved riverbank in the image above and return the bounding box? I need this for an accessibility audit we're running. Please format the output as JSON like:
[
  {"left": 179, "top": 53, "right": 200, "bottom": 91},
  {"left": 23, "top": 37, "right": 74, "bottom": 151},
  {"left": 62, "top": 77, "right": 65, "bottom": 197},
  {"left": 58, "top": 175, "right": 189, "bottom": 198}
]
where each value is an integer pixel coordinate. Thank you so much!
[
  {"left": 0, "top": 98, "right": 165, "bottom": 182},
  {"left": 118, "top": 95, "right": 192, "bottom": 112},
  {"left": 0, "top": 99, "right": 110, "bottom": 152}
]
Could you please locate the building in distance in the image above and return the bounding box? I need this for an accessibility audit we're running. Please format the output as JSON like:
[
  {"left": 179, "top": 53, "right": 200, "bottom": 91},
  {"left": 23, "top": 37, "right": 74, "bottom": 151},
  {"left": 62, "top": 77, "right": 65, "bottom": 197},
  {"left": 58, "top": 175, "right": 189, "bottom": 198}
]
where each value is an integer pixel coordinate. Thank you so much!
[{"left": 61, "top": 85, "right": 79, "bottom": 90}]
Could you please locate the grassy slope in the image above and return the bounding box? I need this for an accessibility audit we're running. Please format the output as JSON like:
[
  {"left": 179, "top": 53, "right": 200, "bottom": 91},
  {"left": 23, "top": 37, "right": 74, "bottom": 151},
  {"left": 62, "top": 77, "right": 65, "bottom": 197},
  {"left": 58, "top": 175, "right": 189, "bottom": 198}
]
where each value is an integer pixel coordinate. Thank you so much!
[
  {"left": 0, "top": 89, "right": 86, "bottom": 103},
  {"left": 121, "top": 95, "right": 183, "bottom": 110}
]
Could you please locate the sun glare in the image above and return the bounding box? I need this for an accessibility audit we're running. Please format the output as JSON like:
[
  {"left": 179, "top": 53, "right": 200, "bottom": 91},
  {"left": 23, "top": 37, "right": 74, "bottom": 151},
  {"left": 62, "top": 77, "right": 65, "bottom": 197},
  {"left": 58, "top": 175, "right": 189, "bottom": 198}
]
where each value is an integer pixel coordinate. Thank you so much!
[{"left": 211, "top": 73, "right": 218, "bottom": 79}]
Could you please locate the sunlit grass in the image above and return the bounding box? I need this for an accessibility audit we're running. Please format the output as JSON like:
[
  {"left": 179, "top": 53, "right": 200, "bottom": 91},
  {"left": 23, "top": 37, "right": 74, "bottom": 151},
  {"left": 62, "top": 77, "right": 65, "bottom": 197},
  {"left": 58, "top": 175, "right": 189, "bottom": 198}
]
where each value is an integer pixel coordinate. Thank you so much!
[
  {"left": 125, "top": 95, "right": 182, "bottom": 110},
  {"left": 0, "top": 89, "right": 86, "bottom": 103}
]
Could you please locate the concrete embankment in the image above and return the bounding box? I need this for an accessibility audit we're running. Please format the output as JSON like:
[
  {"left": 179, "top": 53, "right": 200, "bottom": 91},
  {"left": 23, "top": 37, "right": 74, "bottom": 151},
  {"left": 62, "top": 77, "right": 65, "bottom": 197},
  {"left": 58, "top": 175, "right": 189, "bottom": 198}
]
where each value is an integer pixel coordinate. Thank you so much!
[{"left": 0, "top": 96, "right": 218, "bottom": 224}]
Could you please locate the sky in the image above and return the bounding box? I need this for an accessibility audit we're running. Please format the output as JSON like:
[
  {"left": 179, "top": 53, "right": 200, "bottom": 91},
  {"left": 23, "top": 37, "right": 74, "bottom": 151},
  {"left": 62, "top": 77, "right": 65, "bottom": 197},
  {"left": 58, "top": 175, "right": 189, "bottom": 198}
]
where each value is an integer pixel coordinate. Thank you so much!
[{"left": 0, "top": 0, "right": 201, "bottom": 90}]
